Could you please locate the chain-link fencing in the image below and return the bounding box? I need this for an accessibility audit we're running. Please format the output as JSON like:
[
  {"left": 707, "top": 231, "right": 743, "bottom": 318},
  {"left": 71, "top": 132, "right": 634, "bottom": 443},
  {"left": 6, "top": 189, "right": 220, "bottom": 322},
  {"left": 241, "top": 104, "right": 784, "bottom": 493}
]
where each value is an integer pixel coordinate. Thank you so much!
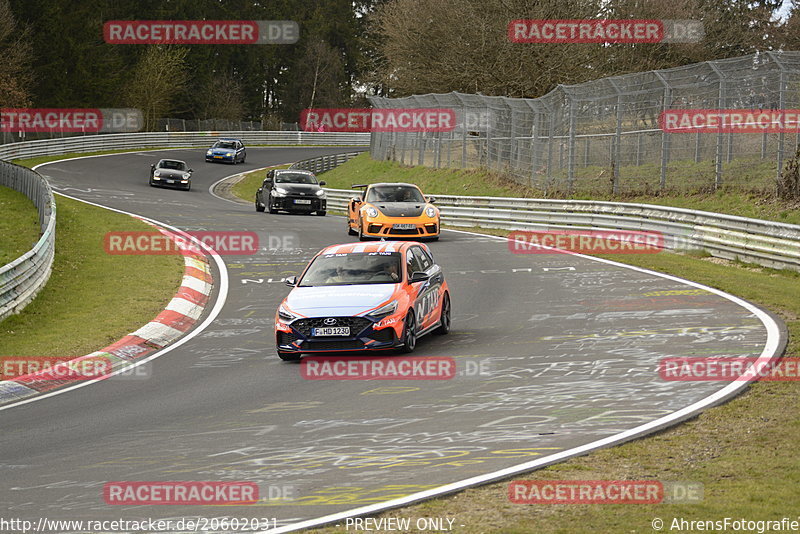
[{"left": 368, "top": 51, "right": 800, "bottom": 195}]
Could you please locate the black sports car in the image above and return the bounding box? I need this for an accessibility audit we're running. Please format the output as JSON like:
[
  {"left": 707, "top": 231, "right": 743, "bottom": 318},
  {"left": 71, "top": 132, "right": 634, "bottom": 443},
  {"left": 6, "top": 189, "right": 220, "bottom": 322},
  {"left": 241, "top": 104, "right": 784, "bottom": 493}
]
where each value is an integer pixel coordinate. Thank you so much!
[
  {"left": 255, "top": 169, "right": 327, "bottom": 215},
  {"left": 149, "top": 159, "right": 192, "bottom": 190}
]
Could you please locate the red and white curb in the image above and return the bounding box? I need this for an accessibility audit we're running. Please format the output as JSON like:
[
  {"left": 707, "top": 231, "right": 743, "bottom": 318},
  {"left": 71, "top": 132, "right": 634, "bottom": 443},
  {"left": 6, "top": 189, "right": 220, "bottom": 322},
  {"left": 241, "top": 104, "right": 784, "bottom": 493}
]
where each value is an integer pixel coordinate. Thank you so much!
[{"left": 0, "top": 223, "right": 213, "bottom": 405}]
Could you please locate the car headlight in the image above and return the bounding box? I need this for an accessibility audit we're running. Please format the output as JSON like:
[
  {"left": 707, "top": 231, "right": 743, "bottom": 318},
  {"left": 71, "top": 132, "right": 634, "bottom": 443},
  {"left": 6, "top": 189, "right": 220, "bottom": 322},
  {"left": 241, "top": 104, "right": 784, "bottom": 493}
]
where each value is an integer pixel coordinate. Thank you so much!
[
  {"left": 369, "top": 300, "right": 397, "bottom": 319},
  {"left": 273, "top": 187, "right": 288, "bottom": 196},
  {"left": 366, "top": 207, "right": 379, "bottom": 218},
  {"left": 153, "top": 170, "right": 161, "bottom": 177},
  {"left": 206, "top": 150, "right": 212, "bottom": 155},
  {"left": 426, "top": 206, "right": 437, "bottom": 218},
  {"left": 183, "top": 173, "right": 190, "bottom": 179},
  {"left": 278, "top": 305, "right": 297, "bottom": 322},
  {"left": 315, "top": 189, "right": 326, "bottom": 197},
  {"left": 226, "top": 152, "right": 234, "bottom": 157}
]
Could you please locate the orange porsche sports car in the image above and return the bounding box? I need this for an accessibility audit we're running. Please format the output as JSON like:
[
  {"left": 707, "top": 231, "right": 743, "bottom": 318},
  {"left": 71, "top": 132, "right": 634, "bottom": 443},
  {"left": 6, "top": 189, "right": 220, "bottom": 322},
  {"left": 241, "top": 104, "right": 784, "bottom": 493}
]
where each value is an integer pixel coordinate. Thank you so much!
[
  {"left": 275, "top": 241, "right": 451, "bottom": 361},
  {"left": 347, "top": 182, "right": 440, "bottom": 241}
]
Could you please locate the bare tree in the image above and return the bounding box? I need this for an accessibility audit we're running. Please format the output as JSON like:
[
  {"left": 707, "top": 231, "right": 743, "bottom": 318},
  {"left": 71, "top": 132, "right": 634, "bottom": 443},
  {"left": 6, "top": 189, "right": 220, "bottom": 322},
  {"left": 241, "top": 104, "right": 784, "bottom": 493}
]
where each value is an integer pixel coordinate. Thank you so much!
[
  {"left": 196, "top": 75, "right": 245, "bottom": 121},
  {"left": 124, "top": 46, "right": 188, "bottom": 130},
  {"left": 0, "top": 0, "right": 31, "bottom": 107}
]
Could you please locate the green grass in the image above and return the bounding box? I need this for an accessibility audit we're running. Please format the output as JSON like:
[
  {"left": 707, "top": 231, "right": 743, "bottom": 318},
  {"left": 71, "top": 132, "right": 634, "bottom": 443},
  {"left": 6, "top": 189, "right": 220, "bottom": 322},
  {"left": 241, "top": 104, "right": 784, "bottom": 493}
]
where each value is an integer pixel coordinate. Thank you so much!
[
  {"left": 231, "top": 164, "right": 291, "bottom": 201},
  {"left": 0, "top": 185, "right": 40, "bottom": 266},
  {"left": 319, "top": 153, "right": 800, "bottom": 225},
  {"left": 0, "top": 191, "right": 184, "bottom": 358}
]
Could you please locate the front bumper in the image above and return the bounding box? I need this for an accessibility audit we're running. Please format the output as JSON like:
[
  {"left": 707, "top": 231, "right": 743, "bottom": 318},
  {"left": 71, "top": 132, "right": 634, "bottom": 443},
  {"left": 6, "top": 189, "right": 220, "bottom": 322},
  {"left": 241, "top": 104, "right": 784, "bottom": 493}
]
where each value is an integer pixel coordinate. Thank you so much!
[
  {"left": 272, "top": 195, "right": 326, "bottom": 213},
  {"left": 276, "top": 315, "right": 401, "bottom": 353},
  {"left": 362, "top": 218, "right": 439, "bottom": 238},
  {"left": 206, "top": 154, "right": 234, "bottom": 163},
  {"left": 152, "top": 177, "right": 190, "bottom": 189}
]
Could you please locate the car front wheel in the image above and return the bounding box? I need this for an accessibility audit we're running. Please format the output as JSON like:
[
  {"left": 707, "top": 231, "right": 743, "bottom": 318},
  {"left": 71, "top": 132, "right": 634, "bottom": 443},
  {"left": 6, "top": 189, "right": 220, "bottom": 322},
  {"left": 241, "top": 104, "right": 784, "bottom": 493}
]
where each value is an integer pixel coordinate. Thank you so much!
[
  {"left": 400, "top": 313, "right": 417, "bottom": 353},
  {"left": 433, "top": 293, "right": 451, "bottom": 335},
  {"left": 267, "top": 194, "right": 277, "bottom": 214}
]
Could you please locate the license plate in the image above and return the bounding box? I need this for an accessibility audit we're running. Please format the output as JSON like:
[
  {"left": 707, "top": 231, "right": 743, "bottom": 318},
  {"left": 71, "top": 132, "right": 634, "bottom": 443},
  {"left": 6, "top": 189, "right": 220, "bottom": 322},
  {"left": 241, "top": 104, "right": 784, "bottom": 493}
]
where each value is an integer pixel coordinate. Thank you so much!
[
  {"left": 312, "top": 327, "right": 350, "bottom": 336},
  {"left": 393, "top": 223, "right": 415, "bottom": 230},
  {"left": 294, "top": 199, "right": 312, "bottom": 205},
  {"left": 214, "top": 155, "right": 223, "bottom": 159},
  {"left": 166, "top": 179, "right": 174, "bottom": 184}
]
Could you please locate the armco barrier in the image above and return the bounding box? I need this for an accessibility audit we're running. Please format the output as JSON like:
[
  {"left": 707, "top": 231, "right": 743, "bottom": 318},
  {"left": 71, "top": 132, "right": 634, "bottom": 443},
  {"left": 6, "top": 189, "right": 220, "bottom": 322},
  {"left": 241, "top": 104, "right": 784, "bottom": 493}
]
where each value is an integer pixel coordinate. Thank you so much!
[
  {"left": 290, "top": 151, "right": 363, "bottom": 174},
  {"left": 0, "top": 131, "right": 370, "bottom": 161},
  {"left": 324, "top": 188, "right": 800, "bottom": 272},
  {"left": 0, "top": 161, "right": 56, "bottom": 321}
]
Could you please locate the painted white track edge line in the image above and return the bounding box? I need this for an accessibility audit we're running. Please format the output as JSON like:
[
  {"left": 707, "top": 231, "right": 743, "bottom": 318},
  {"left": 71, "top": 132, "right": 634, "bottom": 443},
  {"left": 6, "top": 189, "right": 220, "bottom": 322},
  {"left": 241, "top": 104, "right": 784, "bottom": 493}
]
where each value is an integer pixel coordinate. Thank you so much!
[
  {"left": 258, "top": 225, "right": 783, "bottom": 534},
  {"left": 24, "top": 155, "right": 783, "bottom": 533},
  {"left": 0, "top": 158, "right": 229, "bottom": 412}
]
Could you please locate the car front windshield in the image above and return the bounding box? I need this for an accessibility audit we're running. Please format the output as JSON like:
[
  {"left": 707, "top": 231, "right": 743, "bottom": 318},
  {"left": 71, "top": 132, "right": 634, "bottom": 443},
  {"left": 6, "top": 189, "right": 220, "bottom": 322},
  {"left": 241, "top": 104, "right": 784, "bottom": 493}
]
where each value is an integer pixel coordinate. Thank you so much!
[
  {"left": 213, "top": 141, "right": 236, "bottom": 149},
  {"left": 366, "top": 186, "right": 425, "bottom": 203},
  {"left": 159, "top": 160, "right": 186, "bottom": 171},
  {"left": 298, "top": 252, "right": 402, "bottom": 287},
  {"left": 276, "top": 173, "right": 317, "bottom": 184}
]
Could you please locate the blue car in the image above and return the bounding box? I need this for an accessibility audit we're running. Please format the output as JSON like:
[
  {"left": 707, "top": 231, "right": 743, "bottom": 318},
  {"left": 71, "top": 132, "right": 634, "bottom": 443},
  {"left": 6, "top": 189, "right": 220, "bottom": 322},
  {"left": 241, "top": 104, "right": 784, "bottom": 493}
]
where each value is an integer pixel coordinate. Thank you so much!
[{"left": 205, "top": 138, "right": 246, "bottom": 164}]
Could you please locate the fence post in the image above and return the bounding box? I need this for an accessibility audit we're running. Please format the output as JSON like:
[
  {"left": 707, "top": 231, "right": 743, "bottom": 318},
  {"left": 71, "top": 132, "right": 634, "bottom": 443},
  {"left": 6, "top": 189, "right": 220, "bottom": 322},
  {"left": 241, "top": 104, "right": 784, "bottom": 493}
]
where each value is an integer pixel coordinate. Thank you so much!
[
  {"left": 708, "top": 62, "right": 727, "bottom": 190},
  {"left": 654, "top": 71, "right": 671, "bottom": 192},
  {"left": 610, "top": 79, "right": 624, "bottom": 195},
  {"left": 768, "top": 51, "right": 788, "bottom": 186}
]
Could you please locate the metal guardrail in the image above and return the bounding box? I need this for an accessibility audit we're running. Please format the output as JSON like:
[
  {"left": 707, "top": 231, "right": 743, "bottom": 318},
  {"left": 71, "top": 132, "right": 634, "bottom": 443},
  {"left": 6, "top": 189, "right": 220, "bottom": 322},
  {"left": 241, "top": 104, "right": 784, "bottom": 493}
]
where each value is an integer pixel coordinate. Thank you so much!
[
  {"left": 0, "top": 161, "right": 56, "bottom": 322},
  {"left": 290, "top": 151, "right": 364, "bottom": 174},
  {"left": 0, "top": 131, "right": 371, "bottom": 161},
  {"left": 323, "top": 188, "right": 800, "bottom": 272}
]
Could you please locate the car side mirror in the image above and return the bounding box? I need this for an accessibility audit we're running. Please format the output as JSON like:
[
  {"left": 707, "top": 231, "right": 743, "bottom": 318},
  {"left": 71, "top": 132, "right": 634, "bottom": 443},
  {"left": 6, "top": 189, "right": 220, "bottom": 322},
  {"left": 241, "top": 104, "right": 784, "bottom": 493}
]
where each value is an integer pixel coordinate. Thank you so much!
[
  {"left": 284, "top": 276, "right": 297, "bottom": 287},
  {"left": 319, "top": 180, "right": 326, "bottom": 186},
  {"left": 428, "top": 196, "right": 436, "bottom": 203},
  {"left": 188, "top": 169, "right": 193, "bottom": 173},
  {"left": 409, "top": 271, "right": 430, "bottom": 283},
  {"left": 150, "top": 164, "right": 155, "bottom": 170}
]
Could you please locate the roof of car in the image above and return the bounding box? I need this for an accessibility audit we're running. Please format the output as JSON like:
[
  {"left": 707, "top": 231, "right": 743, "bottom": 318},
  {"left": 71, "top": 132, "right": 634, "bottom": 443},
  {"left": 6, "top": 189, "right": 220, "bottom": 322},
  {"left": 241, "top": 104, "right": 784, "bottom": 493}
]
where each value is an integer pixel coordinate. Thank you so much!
[
  {"left": 276, "top": 169, "right": 314, "bottom": 174},
  {"left": 317, "top": 242, "right": 413, "bottom": 256},
  {"left": 368, "top": 182, "right": 420, "bottom": 189},
  {"left": 158, "top": 159, "right": 187, "bottom": 164},
  {"left": 217, "top": 138, "right": 242, "bottom": 142}
]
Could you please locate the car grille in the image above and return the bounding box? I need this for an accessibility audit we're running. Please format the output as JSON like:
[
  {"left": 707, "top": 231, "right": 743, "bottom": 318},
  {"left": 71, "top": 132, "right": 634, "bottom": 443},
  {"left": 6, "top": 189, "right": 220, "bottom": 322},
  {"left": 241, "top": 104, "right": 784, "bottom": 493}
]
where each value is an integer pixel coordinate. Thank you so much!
[
  {"left": 278, "top": 331, "right": 299, "bottom": 345},
  {"left": 291, "top": 317, "right": 373, "bottom": 337},
  {"left": 388, "top": 227, "right": 422, "bottom": 235}
]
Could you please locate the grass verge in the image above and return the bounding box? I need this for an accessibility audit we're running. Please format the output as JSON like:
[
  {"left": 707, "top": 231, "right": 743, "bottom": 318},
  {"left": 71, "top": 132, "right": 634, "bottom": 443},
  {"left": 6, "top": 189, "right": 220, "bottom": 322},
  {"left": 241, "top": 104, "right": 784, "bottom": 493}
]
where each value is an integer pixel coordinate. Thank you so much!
[
  {"left": 231, "top": 164, "right": 292, "bottom": 201},
  {"left": 0, "top": 175, "right": 184, "bottom": 358},
  {"left": 318, "top": 154, "right": 800, "bottom": 225},
  {"left": 0, "top": 185, "right": 40, "bottom": 266}
]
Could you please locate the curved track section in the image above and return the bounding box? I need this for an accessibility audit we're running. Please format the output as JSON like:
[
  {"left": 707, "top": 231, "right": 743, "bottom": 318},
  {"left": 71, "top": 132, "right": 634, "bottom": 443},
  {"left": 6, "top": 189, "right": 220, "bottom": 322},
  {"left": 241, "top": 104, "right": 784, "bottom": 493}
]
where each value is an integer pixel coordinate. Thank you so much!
[{"left": 0, "top": 147, "right": 783, "bottom": 531}]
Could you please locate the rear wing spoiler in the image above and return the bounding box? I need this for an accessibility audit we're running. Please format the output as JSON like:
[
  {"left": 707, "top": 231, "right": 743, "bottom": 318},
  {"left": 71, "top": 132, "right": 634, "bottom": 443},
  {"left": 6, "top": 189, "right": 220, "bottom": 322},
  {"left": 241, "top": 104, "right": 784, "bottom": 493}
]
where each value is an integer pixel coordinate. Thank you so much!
[{"left": 351, "top": 184, "right": 368, "bottom": 189}]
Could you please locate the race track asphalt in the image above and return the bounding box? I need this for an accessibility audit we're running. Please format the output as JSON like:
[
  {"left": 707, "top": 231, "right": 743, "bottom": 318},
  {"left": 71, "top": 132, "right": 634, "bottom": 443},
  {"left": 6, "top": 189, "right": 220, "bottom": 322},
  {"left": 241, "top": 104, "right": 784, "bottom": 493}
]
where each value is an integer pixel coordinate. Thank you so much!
[{"left": 0, "top": 147, "right": 782, "bottom": 532}]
